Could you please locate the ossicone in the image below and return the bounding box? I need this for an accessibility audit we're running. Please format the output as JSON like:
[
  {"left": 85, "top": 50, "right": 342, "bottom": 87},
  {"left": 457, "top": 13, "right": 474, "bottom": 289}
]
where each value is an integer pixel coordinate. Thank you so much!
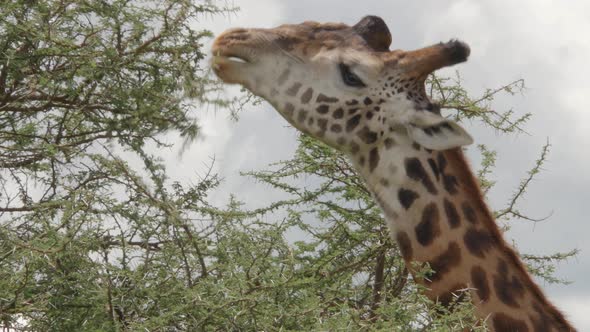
[{"left": 352, "top": 16, "right": 392, "bottom": 52}]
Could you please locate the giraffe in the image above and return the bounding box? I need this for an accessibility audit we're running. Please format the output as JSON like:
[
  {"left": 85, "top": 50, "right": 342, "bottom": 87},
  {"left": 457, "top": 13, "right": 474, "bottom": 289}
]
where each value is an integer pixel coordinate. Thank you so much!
[{"left": 211, "top": 16, "right": 575, "bottom": 331}]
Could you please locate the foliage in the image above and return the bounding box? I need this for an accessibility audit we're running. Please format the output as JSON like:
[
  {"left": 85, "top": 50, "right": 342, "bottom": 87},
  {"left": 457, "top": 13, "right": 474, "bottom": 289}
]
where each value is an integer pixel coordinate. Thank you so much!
[
  {"left": 0, "top": 2, "right": 576, "bottom": 331},
  {"left": 0, "top": 0, "right": 239, "bottom": 330}
]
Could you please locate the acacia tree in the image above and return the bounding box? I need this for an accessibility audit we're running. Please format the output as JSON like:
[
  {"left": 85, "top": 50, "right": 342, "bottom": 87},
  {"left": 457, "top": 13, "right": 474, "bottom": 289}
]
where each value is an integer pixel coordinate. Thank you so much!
[
  {"left": 0, "top": 1, "right": 239, "bottom": 330},
  {"left": 0, "top": 1, "right": 576, "bottom": 331}
]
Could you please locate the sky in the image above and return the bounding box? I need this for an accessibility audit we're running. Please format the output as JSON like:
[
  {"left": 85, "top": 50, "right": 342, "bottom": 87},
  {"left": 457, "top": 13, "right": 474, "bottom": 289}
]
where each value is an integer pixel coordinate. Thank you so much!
[{"left": 158, "top": 0, "right": 590, "bottom": 329}]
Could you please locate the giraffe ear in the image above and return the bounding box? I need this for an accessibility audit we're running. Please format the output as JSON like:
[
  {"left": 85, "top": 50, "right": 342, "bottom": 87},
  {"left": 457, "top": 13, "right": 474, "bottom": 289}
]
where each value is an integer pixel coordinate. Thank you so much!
[{"left": 407, "top": 111, "right": 473, "bottom": 150}]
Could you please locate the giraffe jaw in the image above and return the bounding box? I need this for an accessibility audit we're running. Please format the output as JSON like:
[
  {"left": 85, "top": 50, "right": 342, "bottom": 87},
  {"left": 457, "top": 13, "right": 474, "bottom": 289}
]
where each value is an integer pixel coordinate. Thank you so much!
[
  {"left": 211, "top": 48, "right": 253, "bottom": 85},
  {"left": 212, "top": 48, "right": 250, "bottom": 65}
]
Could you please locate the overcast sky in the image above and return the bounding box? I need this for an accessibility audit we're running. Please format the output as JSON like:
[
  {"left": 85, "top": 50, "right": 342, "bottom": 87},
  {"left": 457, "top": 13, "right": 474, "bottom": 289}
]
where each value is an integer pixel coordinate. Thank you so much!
[{"left": 157, "top": 0, "right": 590, "bottom": 328}]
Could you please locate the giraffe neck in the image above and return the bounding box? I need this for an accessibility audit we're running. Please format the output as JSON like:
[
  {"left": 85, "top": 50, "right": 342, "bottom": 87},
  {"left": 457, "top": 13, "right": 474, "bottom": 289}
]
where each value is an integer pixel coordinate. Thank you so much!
[{"left": 351, "top": 133, "right": 575, "bottom": 332}]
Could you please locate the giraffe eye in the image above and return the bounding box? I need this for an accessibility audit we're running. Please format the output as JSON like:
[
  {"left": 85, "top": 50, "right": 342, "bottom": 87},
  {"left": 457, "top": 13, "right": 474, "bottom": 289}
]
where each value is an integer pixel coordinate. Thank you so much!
[{"left": 339, "top": 63, "right": 366, "bottom": 88}]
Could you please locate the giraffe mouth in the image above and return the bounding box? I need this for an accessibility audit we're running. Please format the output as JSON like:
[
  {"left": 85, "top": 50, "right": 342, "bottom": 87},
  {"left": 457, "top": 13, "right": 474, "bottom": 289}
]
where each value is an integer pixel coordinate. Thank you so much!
[
  {"left": 213, "top": 53, "right": 250, "bottom": 64},
  {"left": 211, "top": 47, "right": 252, "bottom": 68},
  {"left": 225, "top": 56, "right": 248, "bottom": 64},
  {"left": 211, "top": 47, "right": 254, "bottom": 84}
]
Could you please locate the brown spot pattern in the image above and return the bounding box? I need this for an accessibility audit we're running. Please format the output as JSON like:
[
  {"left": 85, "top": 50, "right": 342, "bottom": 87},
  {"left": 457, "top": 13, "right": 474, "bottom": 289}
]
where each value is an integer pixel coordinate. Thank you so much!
[
  {"left": 332, "top": 108, "right": 344, "bottom": 119},
  {"left": 529, "top": 301, "right": 572, "bottom": 332},
  {"left": 300, "top": 88, "right": 313, "bottom": 104},
  {"left": 427, "top": 158, "right": 440, "bottom": 181},
  {"left": 357, "top": 126, "right": 378, "bottom": 144},
  {"left": 470, "top": 266, "right": 490, "bottom": 302},
  {"left": 297, "top": 110, "right": 308, "bottom": 123},
  {"left": 405, "top": 158, "right": 438, "bottom": 194},
  {"left": 396, "top": 231, "right": 413, "bottom": 260},
  {"left": 346, "top": 114, "right": 361, "bottom": 132},
  {"left": 286, "top": 82, "right": 302, "bottom": 96},
  {"left": 492, "top": 313, "right": 529, "bottom": 332},
  {"left": 443, "top": 199, "right": 461, "bottom": 229},
  {"left": 316, "top": 105, "right": 330, "bottom": 114},
  {"left": 398, "top": 188, "right": 419, "bottom": 210},
  {"left": 316, "top": 94, "right": 339, "bottom": 103},
  {"left": 284, "top": 103, "right": 295, "bottom": 117},
  {"left": 443, "top": 175, "right": 459, "bottom": 194},
  {"left": 461, "top": 202, "right": 477, "bottom": 224},
  {"left": 277, "top": 69, "right": 291, "bottom": 86},
  {"left": 368, "top": 148, "right": 380, "bottom": 173},
  {"left": 494, "top": 259, "right": 526, "bottom": 308},
  {"left": 530, "top": 303, "right": 553, "bottom": 332},
  {"left": 415, "top": 202, "right": 441, "bottom": 246},
  {"left": 330, "top": 124, "right": 342, "bottom": 133},
  {"left": 427, "top": 241, "right": 461, "bottom": 283},
  {"left": 463, "top": 228, "right": 495, "bottom": 258},
  {"left": 437, "top": 153, "right": 459, "bottom": 194}
]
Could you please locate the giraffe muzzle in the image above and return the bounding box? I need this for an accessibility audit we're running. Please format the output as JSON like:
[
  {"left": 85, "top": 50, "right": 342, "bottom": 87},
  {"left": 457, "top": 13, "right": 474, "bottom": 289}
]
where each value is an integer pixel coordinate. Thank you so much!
[
  {"left": 211, "top": 32, "right": 253, "bottom": 83},
  {"left": 212, "top": 29, "right": 256, "bottom": 62}
]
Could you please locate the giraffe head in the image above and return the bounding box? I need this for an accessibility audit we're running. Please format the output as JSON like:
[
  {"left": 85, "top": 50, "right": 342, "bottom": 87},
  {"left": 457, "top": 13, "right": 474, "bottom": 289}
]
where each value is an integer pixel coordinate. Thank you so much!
[{"left": 212, "top": 16, "right": 473, "bottom": 153}]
